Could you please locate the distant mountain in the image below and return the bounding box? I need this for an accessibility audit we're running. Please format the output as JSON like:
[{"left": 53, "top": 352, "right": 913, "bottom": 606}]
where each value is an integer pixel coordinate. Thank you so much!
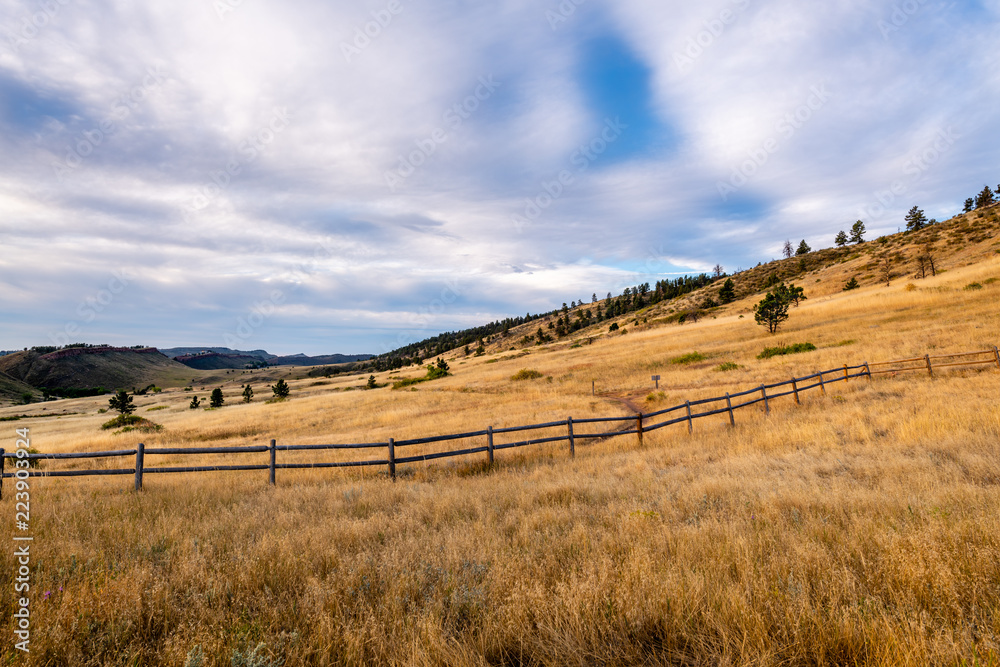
[
  {"left": 268, "top": 353, "right": 373, "bottom": 367},
  {"left": 0, "top": 346, "right": 191, "bottom": 394},
  {"left": 159, "top": 347, "right": 274, "bottom": 360},
  {"left": 172, "top": 351, "right": 268, "bottom": 370}
]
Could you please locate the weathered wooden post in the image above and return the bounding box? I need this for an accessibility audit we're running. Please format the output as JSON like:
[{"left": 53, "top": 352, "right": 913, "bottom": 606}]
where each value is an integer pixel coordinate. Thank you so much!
[
  {"left": 685, "top": 401, "right": 693, "bottom": 434},
  {"left": 134, "top": 443, "right": 145, "bottom": 492},
  {"left": 760, "top": 385, "right": 770, "bottom": 415},
  {"left": 567, "top": 418, "right": 575, "bottom": 458},
  {"left": 791, "top": 378, "right": 800, "bottom": 405},
  {"left": 843, "top": 365, "right": 849, "bottom": 383},
  {"left": 725, "top": 393, "right": 735, "bottom": 427},
  {"left": 487, "top": 426, "right": 494, "bottom": 466},
  {"left": 269, "top": 439, "right": 276, "bottom": 486},
  {"left": 864, "top": 362, "right": 873, "bottom": 381},
  {"left": 993, "top": 346, "right": 1000, "bottom": 370},
  {"left": 636, "top": 413, "right": 644, "bottom": 446},
  {"left": 818, "top": 371, "right": 826, "bottom": 395},
  {"left": 0, "top": 448, "right": 5, "bottom": 500},
  {"left": 387, "top": 438, "right": 396, "bottom": 481},
  {"left": 925, "top": 354, "right": 933, "bottom": 376}
]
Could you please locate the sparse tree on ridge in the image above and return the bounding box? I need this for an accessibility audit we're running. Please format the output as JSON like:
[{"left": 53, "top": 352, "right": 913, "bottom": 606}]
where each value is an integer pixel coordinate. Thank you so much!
[
  {"left": 796, "top": 240, "right": 811, "bottom": 256},
  {"left": 835, "top": 230, "right": 848, "bottom": 247},
  {"left": 754, "top": 289, "right": 790, "bottom": 334},
  {"left": 718, "top": 278, "right": 736, "bottom": 304},
  {"left": 964, "top": 198, "right": 975, "bottom": 213},
  {"left": 975, "top": 185, "right": 996, "bottom": 209},
  {"left": 843, "top": 277, "right": 860, "bottom": 291},
  {"left": 905, "top": 206, "right": 927, "bottom": 232},
  {"left": 713, "top": 264, "right": 724, "bottom": 278},
  {"left": 782, "top": 240, "right": 794, "bottom": 259},
  {"left": 242, "top": 385, "right": 253, "bottom": 403},
  {"left": 850, "top": 220, "right": 866, "bottom": 244}
]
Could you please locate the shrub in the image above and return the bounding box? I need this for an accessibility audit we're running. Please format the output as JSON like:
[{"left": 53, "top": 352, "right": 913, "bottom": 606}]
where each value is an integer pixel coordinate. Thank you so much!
[
  {"left": 608, "top": 323, "right": 619, "bottom": 332},
  {"left": 511, "top": 369, "right": 544, "bottom": 381},
  {"left": 964, "top": 282, "right": 983, "bottom": 291},
  {"left": 757, "top": 343, "right": 817, "bottom": 360},
  {"left": 101, "top": 414, "right": 144, "bottom": 430},
  {"left": 715, "top": 362, "right": 740, "bottom": 372},
  {"left": 670, "top": 352, "right": 707, "bottom": 365}
]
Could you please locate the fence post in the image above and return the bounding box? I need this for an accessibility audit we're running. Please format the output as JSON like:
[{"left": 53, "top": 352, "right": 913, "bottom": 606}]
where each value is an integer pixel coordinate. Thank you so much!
[
  {"left": 685, "top": 401, "right": 693, "bottom": 434},
  {"left": 387, "top": 438, "right": 396, "bottom": 481},
  {"left": 0, "top": 449, "right": 4, "bottom": 500},
  {"left": 818, "top": 372, "right": 826, "bottom": 395},
  {"left": 843, "top": 365, "right": 849, "bottom": 383},
  {"left": 567, "top": 418, "right": 576, "bottom": 458},
  {"left": 760, "top": 385, "right": 770, "bottom": 415},
  {"left": 791, "top": 378, "right": 800, "bottom": 405},
  {"left": 994, "top": 346, "right": 1000, "bottom": 370},
  {"left": 269, "top": 439, "right": 276, "bottom": 486},
  {"left": 925, "top": 354, "right": 933, "bottom": 376},
  {"left": 134, "top": 443, "right": 145, "bottom": 492},
  {"left": 864, "top": 362, "right": 872, "bottom": 381},
  {"left": 725, "top": 394, "right": 735, "bottom": 427},
  {"left": 636, "top": 413, "right": 644, "bottom": 446},
  {"left": 487, "top": 426, "right": 494, "bottom": 466}
]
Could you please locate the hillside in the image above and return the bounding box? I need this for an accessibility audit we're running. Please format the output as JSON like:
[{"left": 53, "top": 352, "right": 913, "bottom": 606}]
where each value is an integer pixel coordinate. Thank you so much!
[
  {"left": 159, "top": 347, "right": 273, "bottom": 360},
  {"left": 269, "top": 353, "right": 373, "bottom": 366},
  {"left": 0, "top": 369, "right": 37, "bottom": 404},
  {"left": 0, "top": 346, "right": 194, "bottom": 395},
  {"left": 172, "top": 351, "right": 269, "bottom": 370}
]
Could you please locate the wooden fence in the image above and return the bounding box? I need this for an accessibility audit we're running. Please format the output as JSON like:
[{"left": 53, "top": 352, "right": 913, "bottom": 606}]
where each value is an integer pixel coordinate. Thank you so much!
[{"left": 2, "top": 346, "right": 998, "bottom": 496}]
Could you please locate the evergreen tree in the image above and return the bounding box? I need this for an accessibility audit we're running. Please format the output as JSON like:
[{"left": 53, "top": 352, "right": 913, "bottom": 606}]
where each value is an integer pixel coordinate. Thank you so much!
[
  {"left": 366, "top": 375, "right": 377, "bottom": 389},
  {"left": 718, "top": 278, "right": 736, "bottom": 304},
  {"left": 904, "top": 206, "right": 927, "bottom": 232},
  {"left": 835, "top": 230, "right": 848, "bottom": 247},
  {"left": 108, "top": 390, "right": 135, "bottom": 415},
  {"left": 964, "top": 198, "right": 975, "bottom": 213},
  {"left": 849, "top": 220, "right": 866, "bottom": 244},
  {"left": 189, "top": 395, "right": 201, "bottom": 409},
  {"left": 242, "top": 385, "right": 253, "bottom": 403},
  {"left": 843, "top": 277, "right": 860, "bottom": 291},
  {"left": 210, "top": 388, "right": 224, "bottom": 408},
  {"left": 796, "top": 240, "right": 811, "bottom": 256},
  {"left": 271, "top": 379, "right": 290, "bottom": 399},
  {"left": 975, "top": 185, "right": 996, "bottom": 209},
  {"left": 753, "top": 290, "right": 790, "bottom": 334}
]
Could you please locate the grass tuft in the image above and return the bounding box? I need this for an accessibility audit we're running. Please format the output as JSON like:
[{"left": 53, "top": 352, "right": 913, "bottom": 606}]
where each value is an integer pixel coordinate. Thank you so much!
[{"left": 757, "top": 342, "right": 817, "bottom": 359}]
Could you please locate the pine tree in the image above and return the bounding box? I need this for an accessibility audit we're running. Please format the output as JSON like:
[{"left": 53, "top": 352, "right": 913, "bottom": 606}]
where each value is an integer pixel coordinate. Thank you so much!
[
  {"left": 271, "top": 379, "right": 290, "bottom": 399},
  {"left": 210, "top": 388, "right": 224, "bottom": 408},
  {"left": 108, "top": 390, "right": 135, "bottom": 415},
  {"left": 835, "top": 231, "right": 848, "bottom": 247},
  {"left": 366, "top": 375, "right": 377, "bottom": 389},
  {"left": 975, "top": 185, "right": 996, "bottom": 209},
  {"left": 964, "top": 198, "right": 975, "bottom": 213},
  {"left": 796, "top": 240, "right": 811, "bottom": 256},
  {"left": 242, "top": 385, "right": 253, "bottom": 403},
  {"left": 718, "top": 278, "right": 736, "bottom": 304},
  {"left": 189, "top": 396, "right": 201, "bottom": 409},
  {"left": 843, "top": 277, "right": 860, "bottom": 291},
  {"left": 849, "top": 220, "right": 866, "bottom": 244},
  {"left": 753, "top": 290, "right": 790, "bottom": 334},
  {"left": 904, "top": 206, "right": 927, "bottom": 232}
]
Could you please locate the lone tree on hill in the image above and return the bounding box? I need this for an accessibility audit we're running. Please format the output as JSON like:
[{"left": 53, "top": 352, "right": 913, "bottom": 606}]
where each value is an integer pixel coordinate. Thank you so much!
[
  {"left": 754, "top": 289, "right": 790, "bottom": 334},
  {"left": 905, "top": 206, "right": 927, "bottom": 232},
  {"left": 964, "top": 198, "right": 975, "bottom": 213},
  {"left": 718, "top": 278, "right": 736, "bottom": 304},
  {"left": 782, "top": 240, "right": 794, "bottom": 259},
  {"left": 271, "top": 379, "right": 290, "bottom": 399},
  {"left": 843, "top": 277, "right": 860, "bottom": 291},
  {"left": 366, "top": 375, "right": 377, "bottom": 389},
  {"left": 975, "top": 185, "right": 996, "bottom": 209},
  {"left": 796, "top": 240, "right": 811, "bottom": 256},
  {"left": 210, "top": 388, "right": 224, "bottom": 408},
  {"left": 242, "top": 385, "right": 253, "bottom": 403},
  {"left": 108, "top": 390, "right": 135, "bottom": 416},
  {"left": 850, "top": 220, "right": 866, "bottom": 244},
  {"left": 189, "top": 395, "right": 201, "bottom": 409},
  {"left": 835, "top": 230, "right": 848, "bottom": 247}
]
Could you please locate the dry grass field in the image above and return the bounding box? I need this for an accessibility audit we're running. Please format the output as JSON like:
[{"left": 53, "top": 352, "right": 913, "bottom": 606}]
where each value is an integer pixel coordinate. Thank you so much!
[{"left": 2, "top": 256, "right": 1000, "bottom": 665}]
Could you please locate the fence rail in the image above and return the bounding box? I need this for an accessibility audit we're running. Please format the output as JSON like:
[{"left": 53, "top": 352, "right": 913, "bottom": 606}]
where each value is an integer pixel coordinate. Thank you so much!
[{"left": 2, "top": 345, "right": 997, "bottom": 496}]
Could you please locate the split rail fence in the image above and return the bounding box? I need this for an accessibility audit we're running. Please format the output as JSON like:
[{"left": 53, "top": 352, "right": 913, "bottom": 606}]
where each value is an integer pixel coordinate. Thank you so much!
[{"left": 3, "top": 346, "right": 998, "bottom": 496}]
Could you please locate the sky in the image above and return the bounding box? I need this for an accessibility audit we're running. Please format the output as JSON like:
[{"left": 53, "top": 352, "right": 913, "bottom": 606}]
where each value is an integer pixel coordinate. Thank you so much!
[{"left": 0, "top": 0, "right": 998, "bottom": 356}]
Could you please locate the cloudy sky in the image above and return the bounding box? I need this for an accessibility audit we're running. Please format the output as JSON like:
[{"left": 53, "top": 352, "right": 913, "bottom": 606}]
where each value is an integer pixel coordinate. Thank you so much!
[{"left": 0, "top": 0, "right": 998, "bottom": 355}]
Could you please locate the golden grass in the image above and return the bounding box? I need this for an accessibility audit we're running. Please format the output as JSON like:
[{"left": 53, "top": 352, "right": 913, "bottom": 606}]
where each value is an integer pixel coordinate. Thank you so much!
[{"left": 1, "top": 258, "right": 1000, "bottom": 665}]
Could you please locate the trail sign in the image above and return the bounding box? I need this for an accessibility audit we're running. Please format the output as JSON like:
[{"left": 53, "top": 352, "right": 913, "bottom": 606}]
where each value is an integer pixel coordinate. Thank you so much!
[{"left": 652, "top": 375, "right": 661, "bottom": 389}]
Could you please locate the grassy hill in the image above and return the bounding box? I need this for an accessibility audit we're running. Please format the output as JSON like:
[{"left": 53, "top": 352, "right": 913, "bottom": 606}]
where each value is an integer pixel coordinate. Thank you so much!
[
  {"left": 0, "top": 369, "right": 38, "bottom": 405},
  {"left": 0, "top": 346, "right": 195, "bottom": 398}
]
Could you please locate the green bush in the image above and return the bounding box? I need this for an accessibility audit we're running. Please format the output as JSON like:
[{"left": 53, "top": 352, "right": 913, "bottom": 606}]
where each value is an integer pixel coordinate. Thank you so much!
[
  {"left": 511, "top": 369, "right": 543, "bottom": 381},
  {"left": 715, "top": 362, "right": 740, "bottom": 372},
  {"left": 757, "top": 343, "right": 817, "bottom": 360},
  {"left": 964, "top": 282, "right": 983, "bottom": 291},
  {"left": 102, "top": 414, "right": 143, "bottom": 430},
  {"left": 670, "top": 352, "right": 707, "bottom": 365}
]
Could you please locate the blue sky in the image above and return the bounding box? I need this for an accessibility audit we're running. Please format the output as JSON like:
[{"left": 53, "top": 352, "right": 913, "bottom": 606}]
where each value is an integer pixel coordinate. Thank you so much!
[{"left": 0, "top": 0, "right": 998, "bottom": 355}]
